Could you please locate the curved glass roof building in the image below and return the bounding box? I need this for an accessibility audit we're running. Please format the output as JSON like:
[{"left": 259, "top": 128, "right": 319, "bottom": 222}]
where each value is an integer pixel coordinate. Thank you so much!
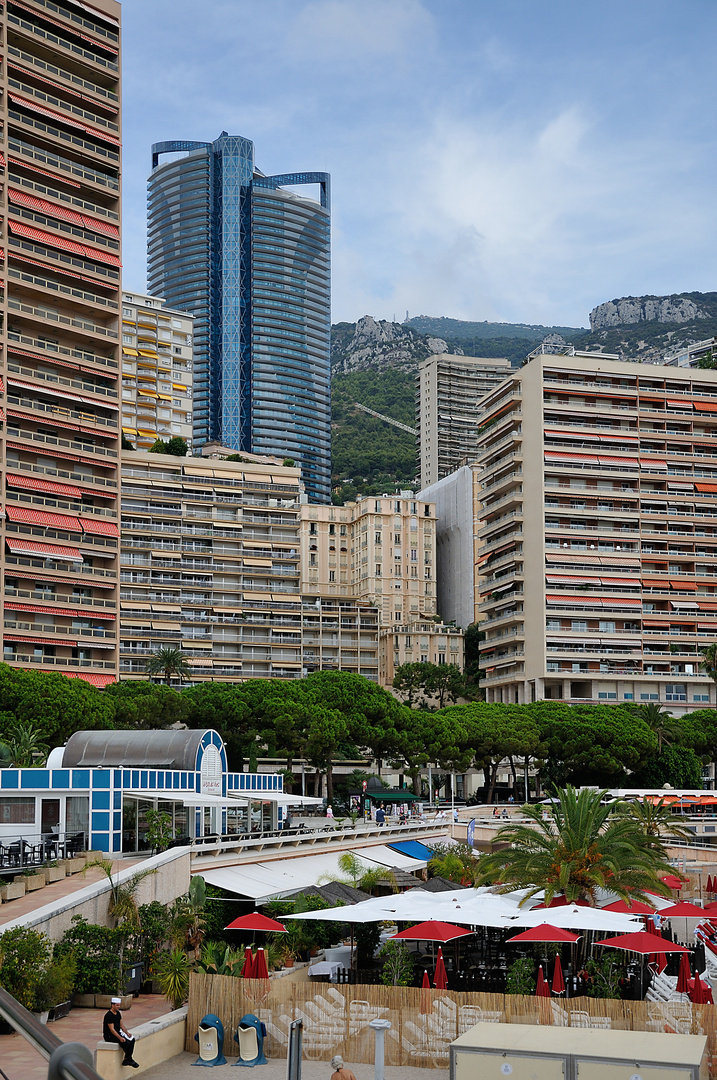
[{"left": 147, "top": 133, "right": 331, "bottom": 502}]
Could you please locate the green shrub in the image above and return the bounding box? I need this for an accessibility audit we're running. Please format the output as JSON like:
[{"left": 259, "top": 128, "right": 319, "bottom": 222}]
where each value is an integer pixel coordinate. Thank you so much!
[
  {"left": 55, "top": 916, "right": 128, "bottom": 995},
  {"left": 505, "top": 957, "right": 536, "bottom": 995},
  {"left": 0, "top": 927, "right": 51, "bottom": 1009},
  {"left": 378, "top": 940, "right": 414, "bottom": 986}
]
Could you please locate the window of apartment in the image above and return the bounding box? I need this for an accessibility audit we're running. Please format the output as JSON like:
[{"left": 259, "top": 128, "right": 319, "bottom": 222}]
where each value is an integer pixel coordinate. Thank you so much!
[
  {"left": 309, "top": 523, "right": 317, "bottom": 535},
  {"left": 424, "top": 505, "right": 430, "bottom": 516},
  {"left": 640, "top": 693, "right": 659, "bottom": 700},
  {"left": 375, "top": 532, "right": 382, "bottom": 544},
  {"left": 394, "top": 501, "right": 401, "bottom": 512},
  {"left": 420, "top": 653, "right": 428, "bottom": 663},
  {"left": 571, "top": 620, "right": 587, "bottom": 632},
  {"left": 394, "top": 533, "right": 401, "bottom": 544},
  {"left": 122, "top": 307, "right": 133, "bottom": 317},
  {"left": 438, "top": 652, "right": 446, "bottom": 665},
  {"left": 329, "top": 571, "right": 335, "bottom": 582},
  {"left": 375, "top": 564, "right": 382, "bottom": 575},
  {"left": 411, "top": 566, "right": 418, "bottom": 577},
  {"left": 411, "top": 549, "right": 417, "bottom": 561},
  {"left": 599, "top": 621, "right": 616, "bottom": 633},
  {"left": 329, "top": 524, "right": 335, "bottom": 535},
  {"left": 340, "top": 525, "right": 346, "bottom": 536},
  {"left": 665, "top": 684, "right": 687, "bottom": 701},
  {"left": 375, "top": 501, "right": 381, "bottom": 512},
  {"left": 405, "top": 636, "right": 412, "bottom": 648},
  {"left": 623, "top": 693, "right": 634, "bottom": 700},
  {"left": 694, "top": 693, "right": 710, "bottom": 702},
  {"left": 395, "top": 612, "right": 402, "bottom": 621},
  {"left": 598, "top": 692, "right": 617, "bottom": 700},
  {"left": 309, "top": 554, "right": 317, "bottom": 566}
]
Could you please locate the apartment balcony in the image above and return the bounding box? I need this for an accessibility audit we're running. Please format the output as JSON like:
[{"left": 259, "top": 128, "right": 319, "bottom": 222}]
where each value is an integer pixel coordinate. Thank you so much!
[
  {"left": 4, "top": 587, "right": 115, "bottom": 610},
  {"left": 480, "top": 468, "right": 523, "bottom": 499},
  {"left": 481, "top": 488, "right": 524, "bottom": 516},
  {"left": 4, "top": 619, "right": 115, "bottom": 640},
  {"left": 8, "top": 297, "right": 117, "bottom": 343},
  {"left": 5, "top": 653, "right": 116, "bottom": 670},
  {"left": 7, "top": 424, "right": 117, "bottom": 461},
  {"left": 6, "top": 553, "right": 116, "bottom": 579},
  {"left": 6, "top": 42, "right": 119, "bottom": 108},
  {"left": 479, "top": 510, "right": 524, "bottom": 539}
]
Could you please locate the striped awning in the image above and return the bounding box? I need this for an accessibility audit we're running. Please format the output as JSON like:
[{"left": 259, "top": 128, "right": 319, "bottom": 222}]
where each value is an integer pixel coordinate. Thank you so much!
[
  {"left": 5, "top": 539, "right": 82, "bottom": 560},
  {"left": 5, "top": 505, "right": 81, "bottom": 530}
]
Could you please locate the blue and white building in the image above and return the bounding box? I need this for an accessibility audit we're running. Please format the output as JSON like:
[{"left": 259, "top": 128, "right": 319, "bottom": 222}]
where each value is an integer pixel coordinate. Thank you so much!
[{"left": 0, "top": 729, "right": 308, "bottom": 855}]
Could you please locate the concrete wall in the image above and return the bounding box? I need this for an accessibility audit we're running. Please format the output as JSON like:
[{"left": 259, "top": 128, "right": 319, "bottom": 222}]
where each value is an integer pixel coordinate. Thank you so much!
[
  {"left": 96, "top": 1007, "right": 187, "bottom": 1079},
  {"left": 0, "top": 848, "right": 190, "bottom": 940},
  {"left": 419, "top": 465, "right": 475, "bottom": 629}
]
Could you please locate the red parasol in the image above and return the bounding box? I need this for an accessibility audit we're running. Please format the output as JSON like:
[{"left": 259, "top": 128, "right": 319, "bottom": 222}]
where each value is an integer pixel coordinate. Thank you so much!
[
  {"left": 596, "top": 932, "right": 688, "bottom": 955},
  {"left": 707, "top": 875, "right": 714, "bottom": 894},
  {"left": 604, "top": 900, "right": 656, "bottom": 915},
  {"left": 420, "top": 969, "right": 431, "bottom": 1014},
  {"left": 507, "top": 924, "right": 580, "bottom": 944},
  {"left": 676, "top": 952, "right": 691, "bottom": 994},
  {"left": 645, "top": 918, "right": 662, "bottom": 936},
  {"left": 661, "top": 874, "right": 686, "bottom": 891},
  {"left": 433, "top": 946, "right": 448, "bottom": 990},
  {"left": 391, "top": 921, "right": 475, "bottom": 943},
  {"left": 552, "top": 954, "right": 565, "bottom": 995},
  {"left": 252, "top": 947, "right": 269, "bottom": 982},
  {"left": 690, "top": 977, "right": 713, "bottom": 1005},
  {"left": 660, "top": 902, "right": 706, "bottom": 918},
  {"left": 242, "top": 947, "right": 255, "bottom": 979},
  {"left": 535, "top": 966, "right": 550, "bottom": 997},
  {"left": 225, "top": 913, "right": 287, "bottom": 932}
]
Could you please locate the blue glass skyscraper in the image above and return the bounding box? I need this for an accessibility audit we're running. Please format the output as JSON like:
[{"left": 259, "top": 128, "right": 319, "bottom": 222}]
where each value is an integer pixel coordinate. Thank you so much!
[{"left": 147, "top": 133, "right": 331, "bottom": 502}]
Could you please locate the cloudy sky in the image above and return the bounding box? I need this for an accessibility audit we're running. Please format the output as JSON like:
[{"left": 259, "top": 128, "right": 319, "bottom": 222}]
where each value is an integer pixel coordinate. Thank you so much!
[{"left": 121, "top": 0, "right": 717, "bottom": 329}]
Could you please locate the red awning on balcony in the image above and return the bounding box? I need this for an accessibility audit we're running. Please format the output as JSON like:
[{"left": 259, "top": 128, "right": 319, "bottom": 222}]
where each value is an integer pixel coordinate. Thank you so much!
[
  {"left": 79, "top": 517, "right": 119, "bottom": 536},
  {"left": 8, "top": 345, "right": 81, "bottom": 372},
  {"left": 544, "top": 451, "right": 600, "bottom": 464},
  {"left": 598, "top": 455, "right": 639, "bottom": 467},
  {"left": 7, "top": 376, "right": 119, "bottom": 410},
  {"left": 5, "top": 505, "right": 81, "bottom": 530},
  {"left": 6, "top": 441, "right": 81, "bottom": 464},
  {"left": 6, "top": 601, "right": 115, "bottom": 621},
  {"left": 545, "top": 574, "right": 601, "bottom": 585},
  {"left": 644, "top": 620, "right": 670, "bottom": 628},
  {"left": 8, "top": 187, "right": 120, "bottom": 238},
  {"left": 696, "top": 483, "right": 717, "bottom": 494},
  {"left": 545, "top": 594, "right": 602, "bottom": 605},
  {"left": 694, "top": 402, "right": 717, "bottom": 413},
  {"left": 62, "top": 672, "right": 117, "bottom": 687},
  {"left": 643, "top": 578, "right": 670, "bottom": 587},
  {"left": 8, "top": 91, "right": 120, "bottom": 145},
  {"left": 670, "top": 581, "right": 697, "bottom": 590},
  {"left": 699, "top": 602, "right": 717, "bottom": 611},
  {"left": 6, "top": 409, "right": 80, "bottom": 433},
  {"left": 6, "top": 473, "right": 82, "bottom": 498},
  {"left": 10, "top": 569, "right": 108, "bottom": 587},
  {"left": 600, "top": 577, "right": 639, "bottom": 586},
  {"left": 5, "top": 539, "right": 82, "bottom": 560},
  {"left": 8, "top": 221, "right": 122, "bottom": 268}
]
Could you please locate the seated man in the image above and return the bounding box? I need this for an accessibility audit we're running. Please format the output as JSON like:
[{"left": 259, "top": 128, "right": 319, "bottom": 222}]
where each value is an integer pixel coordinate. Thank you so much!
[{"left": 103, "top": 997, "right": 139, "bottom": 1068}]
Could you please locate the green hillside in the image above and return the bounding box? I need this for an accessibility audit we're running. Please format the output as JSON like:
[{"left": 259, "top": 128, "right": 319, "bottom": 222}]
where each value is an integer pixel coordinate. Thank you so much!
[
  {"left": 331, "top": 369, "right": 416, "bottom": 503},
  {"left": 407, "top": 315, "right": 584, "bottom": 365}
]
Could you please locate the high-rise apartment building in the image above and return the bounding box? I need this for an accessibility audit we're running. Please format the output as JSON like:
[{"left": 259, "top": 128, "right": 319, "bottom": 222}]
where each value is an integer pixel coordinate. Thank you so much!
[
  {"left": 2, "top": 0, "right": 121, "bottom": 688},
  {"left": 120, "top": 290, "right": 193, "bottom": 451},
  {"left": 300, "top": 494, "right": 437, "bottom": 624},
  {"left": 146, "top": 135, "right": 331, "bottom": 503},
  {"left": 301, "top": 596, "right": 380, "bottom": 681},
  {"left": 417, "top": 353, "right": 511, "bottom": 489},
  {"left": 120, "top": 449, "right": 304, "bottom": 683},
  {"left": 477, "top": 346, "right": 717, "bottom": 712}
]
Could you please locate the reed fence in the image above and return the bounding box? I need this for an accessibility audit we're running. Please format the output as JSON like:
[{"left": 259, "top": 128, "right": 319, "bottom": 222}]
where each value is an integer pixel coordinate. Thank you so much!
[{"left": 187, "top": 974, "right": 717, "bottom": 1070}]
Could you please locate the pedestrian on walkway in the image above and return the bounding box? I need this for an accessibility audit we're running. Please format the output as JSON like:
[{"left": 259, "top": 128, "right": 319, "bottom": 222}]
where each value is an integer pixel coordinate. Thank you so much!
[
  {"left": 376, "top": 805, "right": 385, "bottom": 826},
  {"left": 103, "top": 998, "right": 139, "bottom": 1068},
  {"left": 331, "top": 1056, "right": 357, "bottom": 1080}
]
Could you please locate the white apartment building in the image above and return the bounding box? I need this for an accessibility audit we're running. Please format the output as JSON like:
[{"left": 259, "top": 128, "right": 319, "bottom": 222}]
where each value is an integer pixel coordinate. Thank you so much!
[
  {"left": 417, "top": 353, "right": 511, "bottom": 489},
  {"left": 121, "top": 291, "right": 193, "bottom": 450},
  {"left": 476, "top": 346, "right": 717, "bottom": 712},
  {"left": 419, "top": 464, "right": 482, "bottom": 629}
]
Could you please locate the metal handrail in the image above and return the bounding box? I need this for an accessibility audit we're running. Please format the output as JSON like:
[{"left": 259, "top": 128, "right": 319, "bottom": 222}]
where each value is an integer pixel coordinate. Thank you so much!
[{"left": 0, "top": 985, "right": 101, "bottom": 1080}]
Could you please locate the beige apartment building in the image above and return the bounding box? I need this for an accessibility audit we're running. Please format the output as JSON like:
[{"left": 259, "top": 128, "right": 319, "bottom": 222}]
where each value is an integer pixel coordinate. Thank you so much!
[
  {"left": 2, "top": 0, "right": 122, "bottom": 688},
  {"left": 301, "top": 595, "right": 380, "bottom": 681},
  {"left": 477, "top": 346, "right": 717, "bottom": 711},
  {"left": 120, "top": 290, "right": 193, "bottom": 450},
  {"left": 300, "top": 494, "right": 465, "bottom": 685},
  {"left": 120, "top": 449, "right": 305, "bottom": 683},
  {"left": 417, "top": 353, "right": 511, "bottom": 489}
]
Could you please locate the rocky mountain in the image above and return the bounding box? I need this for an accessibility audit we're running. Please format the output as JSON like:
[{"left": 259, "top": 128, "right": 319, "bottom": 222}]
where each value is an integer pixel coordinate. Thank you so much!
[
  {"left": 574, "top": 291, "right": 717, "bottom": 362},
  {"left": 331, "top": 315, "right": 460, "bottom": 374},
  {"left": 589, "top": 294, "right": 710, "bottom": 330}
]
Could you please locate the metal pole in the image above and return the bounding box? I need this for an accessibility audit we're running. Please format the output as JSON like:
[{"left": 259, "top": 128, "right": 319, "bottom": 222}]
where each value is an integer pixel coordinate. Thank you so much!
[
  {"left": 0, "top": 986, "right": 100, "bottom": 1080},
  {"left": 451, "top": 770, "right": 455, "bottom": 836},
  {"left": 369, "top": 1018, "right": 392, "bottom": 1080}
]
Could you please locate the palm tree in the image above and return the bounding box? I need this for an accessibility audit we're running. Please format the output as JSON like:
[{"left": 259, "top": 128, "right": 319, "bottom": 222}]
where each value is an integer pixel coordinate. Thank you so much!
[
  {"left": 85, "top": 856, "right": 158, "bottom": 990},
  {"left": 700, "top": 643, "right": 717, "bottom": 687},
  {"left": 428, "top": 842, "right": 481, "bottom": 885},
  {"left": 478, "top": 786, "right": 675, "bottom": 906},
  {"left": 171, "top": 875, "right": 208, "bottom": 959},
  {"left": 632, "top": 702, "right": 683, "bottom": 753},
  {"left": 0, "top": 721, "right": 49, "bottom": 766},
  {"left": 146, "top": 646, "right": 191, "bottom": 686},
  {"left": 324, "top": 851, "right": 397, "bottom": 896},
  {"left": 623, "top": 797, "right": 694, "bottom": 847}
]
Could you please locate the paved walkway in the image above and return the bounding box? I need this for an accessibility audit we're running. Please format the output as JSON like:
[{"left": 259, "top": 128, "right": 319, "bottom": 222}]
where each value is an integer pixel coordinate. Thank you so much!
[
  {"left": 0, "top": 859, "right": 139, "bottom": 928},
  {"left": 142, "top": 1051, "right": 448, "bottom": 1080},
  {"left": 0, "top": 993, "right": 169, "bottom": 1080}
]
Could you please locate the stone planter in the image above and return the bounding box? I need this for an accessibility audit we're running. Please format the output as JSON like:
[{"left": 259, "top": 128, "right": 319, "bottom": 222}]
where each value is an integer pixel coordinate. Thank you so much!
[
  {"left": 17, "top": 873, "right": 46, "bottom": 892},
  {"left": 48, "top": 1000, "right": 72, "bottom": 1022},
  {"left": 64, "top": 857, "right": 86, "bottom": 874},
  {"left": 73, "top": 993, "right": 96, "bottom": 1008},
  {"left": 0, "top": 881, "right": 26, "bottom": 901},
  {"left": 46, "top": 865, "right": 66, "bottom": 883},
  {"left": 32, "top": 1010, "right": 49, "bottom": 1025},
  {"left": 96, "top": 994, "right": 131, "bottom": 1011}
]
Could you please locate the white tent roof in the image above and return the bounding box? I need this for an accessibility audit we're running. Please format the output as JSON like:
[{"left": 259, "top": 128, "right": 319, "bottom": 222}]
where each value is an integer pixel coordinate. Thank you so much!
[
  {"left": 226, "top": 792, "right": 324, "bottom": 806},
  {"left": 508, "top": 905, "right": 641, "bottom": 933},
  {"left": 201, "top": 845, "right": 425, "bottom": 903}
]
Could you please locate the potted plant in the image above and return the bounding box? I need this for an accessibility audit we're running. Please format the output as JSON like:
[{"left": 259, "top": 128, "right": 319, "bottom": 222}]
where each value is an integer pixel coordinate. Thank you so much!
[
  {"left": 155, "top": 948, "right": 189, "bottom": 1010},
  {"left": 33, "top": 954, "right": 77, "bottom": 1023}
]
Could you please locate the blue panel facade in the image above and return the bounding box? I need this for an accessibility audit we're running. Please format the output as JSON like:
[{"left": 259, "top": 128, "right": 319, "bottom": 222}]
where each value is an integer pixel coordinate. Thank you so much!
[{"left": 148, "top": 135, "right": 331, "bottom": 503}]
